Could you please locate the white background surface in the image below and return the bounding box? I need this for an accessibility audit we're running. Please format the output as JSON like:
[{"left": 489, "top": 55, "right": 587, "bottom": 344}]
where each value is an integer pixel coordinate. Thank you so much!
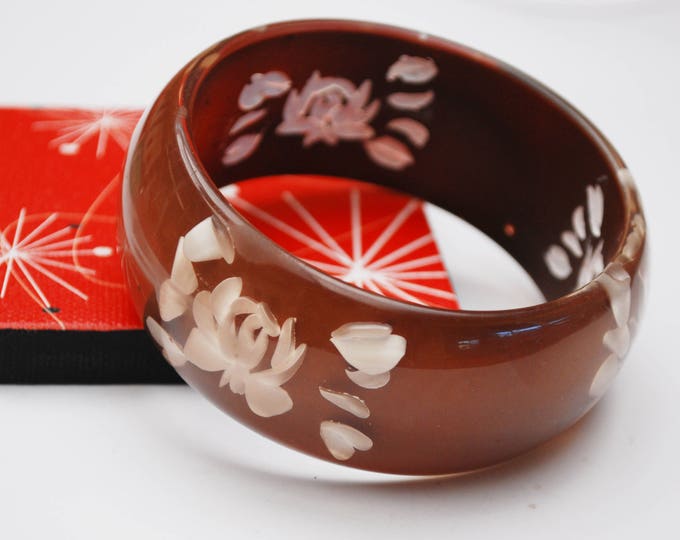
[{"left": 1, "top": 1, "right": 679, "bottom": 538}]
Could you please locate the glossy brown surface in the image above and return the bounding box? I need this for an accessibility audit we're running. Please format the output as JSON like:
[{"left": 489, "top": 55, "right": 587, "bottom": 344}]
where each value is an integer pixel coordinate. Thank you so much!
[{"left": 121, "top": 20, "right": 647, "bottom": 475}]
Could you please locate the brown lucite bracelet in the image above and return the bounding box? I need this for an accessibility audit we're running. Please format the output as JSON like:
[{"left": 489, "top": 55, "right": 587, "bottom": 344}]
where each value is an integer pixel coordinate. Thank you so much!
[{"left": 121, "top": 19, "right": 647, "bottom": 475}]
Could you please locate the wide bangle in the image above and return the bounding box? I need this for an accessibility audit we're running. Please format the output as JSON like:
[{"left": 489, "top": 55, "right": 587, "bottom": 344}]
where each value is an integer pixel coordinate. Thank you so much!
[{"left": 121, "top": 19, "right": 647, "bottom": 475}]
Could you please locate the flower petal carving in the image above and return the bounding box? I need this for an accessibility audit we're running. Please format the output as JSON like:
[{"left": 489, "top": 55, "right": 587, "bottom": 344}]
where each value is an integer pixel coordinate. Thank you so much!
[
  {"left": 192, "top": 290, "right": 216, "bottom": 334},
  {"left": 146, "top": 316, "right": 186, "bottom": 367},
  {"left": 323, "top": 322, "right": 405, "bottom": 460},
  {"left": 387, "top": 90, "right": 434, "bottom": 111},
  {"left": 176, "top": 274, "right": 304, "bottom": 417},
  {"left": 622, "top": 214, "right": 645, "bottom": 261},
  {"left": 183, "top": 216, "right": 235, "bottom": 264},
  {"left": 253, "top": 346, "right": 306, "bottom": 386},
  {"left": 238, "top": 71, "right": 291, "bottom": 111},
  {"left": 589, "top": 353, "right": 620, "bottom": 399},
  {"left": 320, "top": 421, "right": 373, "bottom": 461},
  {"left": 386, "top": 117, "right": 430, "bottom": 148},
  {"left": 222, "top": 133, "right": 262, "bottom": 167},
  {"left": 386, "top": 55, "right": 438, "bottom": 84},
  {"left": 544, "top": 245, "right": 572, "bottom": 280},
  {"left": 319, "top": 387, "right": 370, "bottom": 418},
  {"left": 330, "top": 322, "right": 406, "bottom": 375},
  {"left": 170, "top": 237, "right": 197, "bottom": 294},
  {"left": 255, "top": 302, "right": 280, "bottom": 337},
  {"left": 603, "top": 325, "right": 631, "bottom": 358},
  {"left": 158, "top": 280, "right": 192, "bottom": 322},
  {"left": 154, "top": 221, "right": 305, "bottom": 419},
  {"left": 586, "top": 184, "right": 604, "bottom": 238},
  {"left": 157, "top": 237, "right": 198, "bottom": 321},
  {"left": 345, "top": 369, "right": 390, "bottom": 389},
  {"left": 576, "top": 240, "right": 604, "bottom": 288},
  {"left": 560, "top": 230, "right": 583, "bottom": 257},
  {"left": 545, "top": 183, "right": 611, "bottom": 287},
  {"left": 277, "top": 72, "right": 379, "bottom": 147},
  {"left": 211, "top": 277, "right": 243, "bottom": 325},
  {"left": 270, "top": 318, "right": 303, "bottom": 370},
  {"left": 597, "top": 263, "right": 631, "bottom": 327},
  {"left": 184, "top": 326, "right": 230, "bottom": 372},
  {"left": 590, "top": 263, "right": 634, "bottom": 399},
  {"left": 229, "top": 109, "right": 266, "bottom": 136},
  {"left": 573, "top": 205, "right": 587, "bottom": 240},
  {"left": 618, "top": 168, "right": 635, "bottom": 187},
  {"left": 363, "top": 136, "right": 415, "bottom": 171},
  {"left": 245, "top": 378, "right": 294, "bottom": 418}
]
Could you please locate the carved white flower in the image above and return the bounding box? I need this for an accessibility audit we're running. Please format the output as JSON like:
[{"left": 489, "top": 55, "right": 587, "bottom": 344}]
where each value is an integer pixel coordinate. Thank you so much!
[
  {"left": 181, "top": 278, "right": 306, "bottom": 417},
  {"left": 544, "top": 183, "right": 605, "bottom": 288},
  {"left": 319, "top": 323, "right": 405, "bottom": 461},
  {"left": 152, "top": 274, "right": 306, "bottom": 418},
  {"left": 277, "top": 71, "right": 380, "bottom": 147},
  {"left": 224, "top": 55, "right": 439, "bottom": 172}
]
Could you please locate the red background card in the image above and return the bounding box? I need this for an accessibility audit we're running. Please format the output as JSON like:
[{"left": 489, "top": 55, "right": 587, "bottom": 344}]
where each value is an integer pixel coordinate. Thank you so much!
[
  {"left": 0, "top": 108, "right": 141, "bottom": 330},
  {"left": 224, "top": 175, "right": 458, "bottom": 309}
]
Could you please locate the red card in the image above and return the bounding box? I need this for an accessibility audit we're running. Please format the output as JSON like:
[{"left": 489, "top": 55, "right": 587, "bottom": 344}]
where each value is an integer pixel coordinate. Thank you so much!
[
  {"left": 0, "top": 108, "right": 141, "bottom": 331},
  {"left": 0, "top": 108, "right": 457, "bottom": 332},
  {"left": 223, "top": 175, "right": 458, "bottom": 309}
]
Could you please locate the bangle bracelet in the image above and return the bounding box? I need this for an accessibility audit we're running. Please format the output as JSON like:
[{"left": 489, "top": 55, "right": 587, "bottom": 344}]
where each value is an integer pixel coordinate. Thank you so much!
[{"left": 122, "top": 19, "right": 647, "bottom": 475}]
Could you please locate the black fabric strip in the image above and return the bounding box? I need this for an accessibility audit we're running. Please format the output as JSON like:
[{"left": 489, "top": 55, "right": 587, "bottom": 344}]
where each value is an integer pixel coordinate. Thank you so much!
[{"left": 0, "top": 329, "right": 183, "bottom": 384}]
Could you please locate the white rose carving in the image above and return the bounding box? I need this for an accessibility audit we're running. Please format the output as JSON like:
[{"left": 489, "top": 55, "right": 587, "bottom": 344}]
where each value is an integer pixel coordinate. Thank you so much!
[
  {"left": 276, "top": 71, "right": 380, "bottom": 147},
  {"left": 152, "top": 274, "right": 306, "bottom": 418}
]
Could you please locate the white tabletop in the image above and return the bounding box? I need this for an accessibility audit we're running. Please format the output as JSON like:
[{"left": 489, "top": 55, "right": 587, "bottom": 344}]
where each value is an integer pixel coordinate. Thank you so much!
[{"left": 1, "top": 1, "right": 678, "bottom": 538}]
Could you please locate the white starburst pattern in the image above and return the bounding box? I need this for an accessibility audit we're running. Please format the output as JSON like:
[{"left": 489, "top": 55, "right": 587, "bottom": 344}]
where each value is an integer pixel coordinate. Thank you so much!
[
  {"left": 0, "top": 209, "right": 114, "bottom": 324},
  {"left": 32, "top": 109, "right": 139, "bottom": 158},
  {"left": 222, "top": 186, "right": 456, "bottom": 306}
]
